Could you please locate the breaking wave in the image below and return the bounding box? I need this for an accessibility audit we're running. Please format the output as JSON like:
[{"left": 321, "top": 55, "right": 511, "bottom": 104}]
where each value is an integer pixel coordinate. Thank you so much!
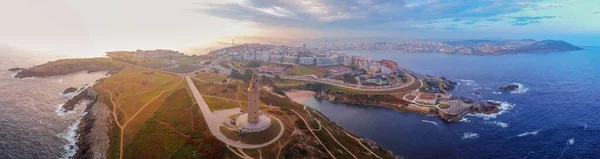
[
  {"left": 459, "top": 117, "right": 471, "bottom": 123},
  {"left": 468, "top": 100, "right": 515, "bottom": 120},
  {"left": 421, "top": 120, "right": 439, "bottom": 126},
  {"left": 568, "top": 138, "right": 575, "bottom": 145},
  {"left": 486, "top": 121, "right": 509, "bottom": 128},
  {"left": 58, "top": 119, "right": 80, "bottom": 159},
  {"left": 492, "top": 91, "right": 502, "bottom": 95},
  {"left": 510, "top": 83, "right": 530, "bottom": 94},
  {"left": 517, "top": 129, "right": 541, "bottom": 137},
  {"left": 462, "top": 133, "right": 479, "bottom": 140},
  {"left": 459, "top": 79, "right": 476, "bottom": 86},
  {"left": 55, "top": 104, "right": 75, "bottom": 116}
]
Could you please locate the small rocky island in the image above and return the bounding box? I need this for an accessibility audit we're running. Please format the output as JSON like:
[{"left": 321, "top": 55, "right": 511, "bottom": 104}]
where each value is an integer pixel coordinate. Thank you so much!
[
  {"left": 499, "top": 84, "right": 520, "bottom": 91},
  {"left": 63, "top": 87, "right": 78, "bottom": 94}
]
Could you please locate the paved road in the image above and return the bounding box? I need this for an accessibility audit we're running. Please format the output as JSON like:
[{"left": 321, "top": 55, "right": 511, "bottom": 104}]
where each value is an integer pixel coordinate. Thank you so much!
[
  {"left": 273, "top": 70, "right": 419, "bottom": 92},
  {"left": 185, "top": 76, "right": 284, "bottom": 149}
]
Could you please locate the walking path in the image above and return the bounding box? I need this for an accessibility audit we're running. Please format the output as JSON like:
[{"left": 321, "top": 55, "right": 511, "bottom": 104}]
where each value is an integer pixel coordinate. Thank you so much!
[
  {"left": 290, "top": 109, "right": 336, "bottom": 159},
  {"left": 185, "top": 76, "right": 284, "bottom": 149},
  {"left": 303, "top": 106, "right": 356, "bottom": 159},
  {"left": 309, "top": 107, "right": 383, "bottom": 159}
]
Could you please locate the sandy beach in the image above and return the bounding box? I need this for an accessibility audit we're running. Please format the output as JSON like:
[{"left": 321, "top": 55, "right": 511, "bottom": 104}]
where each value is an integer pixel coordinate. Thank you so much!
[{"left": 285, "top": 90, "right": 316, "bottom": 103}]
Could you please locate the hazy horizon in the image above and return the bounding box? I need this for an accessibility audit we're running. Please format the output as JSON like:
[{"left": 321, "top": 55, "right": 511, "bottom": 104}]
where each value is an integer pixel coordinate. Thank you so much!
[{"left": 1, "top": 0, "right": 599, "bottom": 56}]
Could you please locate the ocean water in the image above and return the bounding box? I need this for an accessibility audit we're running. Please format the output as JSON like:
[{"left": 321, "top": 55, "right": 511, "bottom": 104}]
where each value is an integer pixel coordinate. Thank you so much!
[
  {"left": 302, "top": 48, "right": 600, "bottom": 158},
  {"left": 0, "top": 47, "right": 107, "bottom": 159}
]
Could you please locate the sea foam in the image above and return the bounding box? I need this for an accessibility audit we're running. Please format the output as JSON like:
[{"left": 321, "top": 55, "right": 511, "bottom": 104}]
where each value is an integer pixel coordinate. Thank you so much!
[
  {"left": 510, "top": 83, "right": 530, "bottom": 94},
  {"left": 58, "top": 119, "right": 80, "bottom": 159},
  {"left": 459, "top": 117, "right": 471, "bottom": 123},
  {"left": 421, "top": 120, "right": 439, "bottom": 126},
  {"left": 460, "top": 79, "right": 476, "bottom": 86},
  {"left": 517, "top": 129, "right": 541, "bottom": 137},
  {"left": 486, "top": 121, "right": 509, "bottom": 128},
  {"left": 462, "top": 133, "right": 479, "bottom": 140}
]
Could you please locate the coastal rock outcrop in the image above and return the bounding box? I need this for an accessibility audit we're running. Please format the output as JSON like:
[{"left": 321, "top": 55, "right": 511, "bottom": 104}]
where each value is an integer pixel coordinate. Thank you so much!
[
  {"left": 8, "top": 67, "right": 26, "bottom": 72},
  {"left": 60, "top": 87, "right": 96, "bottom": 113},
  {"left": 499, "top": 84, "right": 519, "bottom": 91},
  {"left": 420, "top": 76, "right": 457, "bottom": 93},
  {"left": 62, "top": 87, "right": 78, "bottom": 95},
  {"left": 470, "top": 101, "right": 501, "bottom": 114}
]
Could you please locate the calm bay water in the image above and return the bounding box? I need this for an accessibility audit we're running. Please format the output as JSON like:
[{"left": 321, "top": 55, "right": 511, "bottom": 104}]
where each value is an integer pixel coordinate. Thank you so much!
[
  {"left": 0, "top": 47, "right": 106, "bottom": 159},
  {"left": 303, "top": 48, "right": 600, "bottom": 158}
]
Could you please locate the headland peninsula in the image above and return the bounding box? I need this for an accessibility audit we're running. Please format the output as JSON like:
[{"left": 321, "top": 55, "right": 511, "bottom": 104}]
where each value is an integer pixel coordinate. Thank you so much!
[{"left": 10, "top": 39, "right": 580, "bottom": 158}]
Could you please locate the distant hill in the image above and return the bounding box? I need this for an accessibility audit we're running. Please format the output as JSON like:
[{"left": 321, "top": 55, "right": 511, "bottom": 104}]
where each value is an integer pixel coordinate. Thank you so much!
[{"left": 504, "top": 40, "right": 583, "bottom": 53}]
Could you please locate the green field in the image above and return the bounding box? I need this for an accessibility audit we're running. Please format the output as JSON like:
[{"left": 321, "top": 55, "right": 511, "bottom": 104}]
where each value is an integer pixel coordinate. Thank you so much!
[
  {"left": 122, "top": 87, "right": 232, "bottom": 158},
  {"left": 271, "top": 78, "right": 305, "bottom": 88},
  {"left": 204, "top": 96, "right": 241, "bottom": 111},
  {"left": 284, "top": 65, "right": 328, "bottom": 77}
]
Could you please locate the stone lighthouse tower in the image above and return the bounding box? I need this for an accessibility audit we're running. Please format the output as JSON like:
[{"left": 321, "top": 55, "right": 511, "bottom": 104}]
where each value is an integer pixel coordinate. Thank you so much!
[
  {"left": 247, "top": 73, "right": 260, "bottom": 123},
  {"left": 235, "top": 73, "right": 271, "bottom": 133}
]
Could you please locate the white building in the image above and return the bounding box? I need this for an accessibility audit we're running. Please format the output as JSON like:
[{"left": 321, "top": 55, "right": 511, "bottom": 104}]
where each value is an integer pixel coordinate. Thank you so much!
[
  {"left": 341, "top": 55, "right": 353, "bottom": 66},
  {"left": 233, "top": 53, "right": 243, "bottom": 61},
  {"left": 283, "top": 55, "right": 298, "bottom": 64},
  {"left": 316, "top": 57, "right": 331, "bottom": 66},
  {"left": 299, "top": 57, "right": 315, "bottom": 65},
  {"left": 330, "top": 55, "right": 341, "bottom": 65},
  {"left": 256, "top": 53, "right": 271, "bottom": 62},
  {"left": 243, "top": 53, "right": 256, "bottom": 61},
  {"left": 270, "top": 55, "right": 283, "bottom": 63}
]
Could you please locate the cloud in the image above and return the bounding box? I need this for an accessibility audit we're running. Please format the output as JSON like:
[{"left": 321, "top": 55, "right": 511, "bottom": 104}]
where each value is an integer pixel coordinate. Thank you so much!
[
  {"left": 193, "top": 0, "right": 558, "bottom": 36},
  {"left": 485, "top": 18, "right": 503, "bottom": 22},
  {"left": 511, "top": 16, "right": 556, "bottom": 26},
  {"left": 593, "top": 11, "right": 600, "bottom": 14}
]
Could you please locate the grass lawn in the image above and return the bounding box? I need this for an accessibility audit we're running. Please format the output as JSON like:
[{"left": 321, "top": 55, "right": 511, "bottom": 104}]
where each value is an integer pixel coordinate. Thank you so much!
[
  {"left": 438, "top": 104, "right": 449, "bottom": 109},
  {"left": 167, "top": 64, "right": 200, "bottom": 73},
  {"left": 193, "top": 80, "right": 239, "bottom": 100},
  {"left": 120, "top": 83, "right": 231, "bottom": 158},
  {"left": 271, "top": 78, "right": 305, "bottom": 88},
  {"left": 202, "top": 74, "right": 229, "bottom": 83},
  {"left": 284, "top": 65, "right": 328, "bottom": 77},
  {"left": 204, "top": 96, "right": 240, "bottom": 111}
]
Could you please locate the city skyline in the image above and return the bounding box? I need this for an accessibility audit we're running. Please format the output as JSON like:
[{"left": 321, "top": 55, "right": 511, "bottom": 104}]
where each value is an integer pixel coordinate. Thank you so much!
[{"left": 1, "top": 0, "right": 599, "bottom": 56}]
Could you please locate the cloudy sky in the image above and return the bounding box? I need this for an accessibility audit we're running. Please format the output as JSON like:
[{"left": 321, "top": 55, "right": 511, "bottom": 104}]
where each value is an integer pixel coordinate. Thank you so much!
[{"left": 1, "top": 0, "right": 599, "bottom": 56}]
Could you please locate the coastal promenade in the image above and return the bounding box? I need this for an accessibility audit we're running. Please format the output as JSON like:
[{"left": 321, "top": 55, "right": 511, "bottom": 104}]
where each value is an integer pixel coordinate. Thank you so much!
[{"left": 184, "top": 76, "right": 284, "bottom": 149}]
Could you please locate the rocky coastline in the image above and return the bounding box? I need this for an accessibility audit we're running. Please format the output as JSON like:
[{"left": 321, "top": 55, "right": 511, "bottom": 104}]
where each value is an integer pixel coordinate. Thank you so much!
[
  {"left": 60, "top": 87, "right": 95, "bottom": 113},
  {"left": 72, "top": 87, "right": 111, "bottom": 159},
  {"left": 314, "top": 91, "right": 439, "bottom": 116},
  {"left": 13, "top": 58, "right": 124, "bottom": 79},
  {"left": 291, "top": 77, "right": 503, "bottom": 122}
]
